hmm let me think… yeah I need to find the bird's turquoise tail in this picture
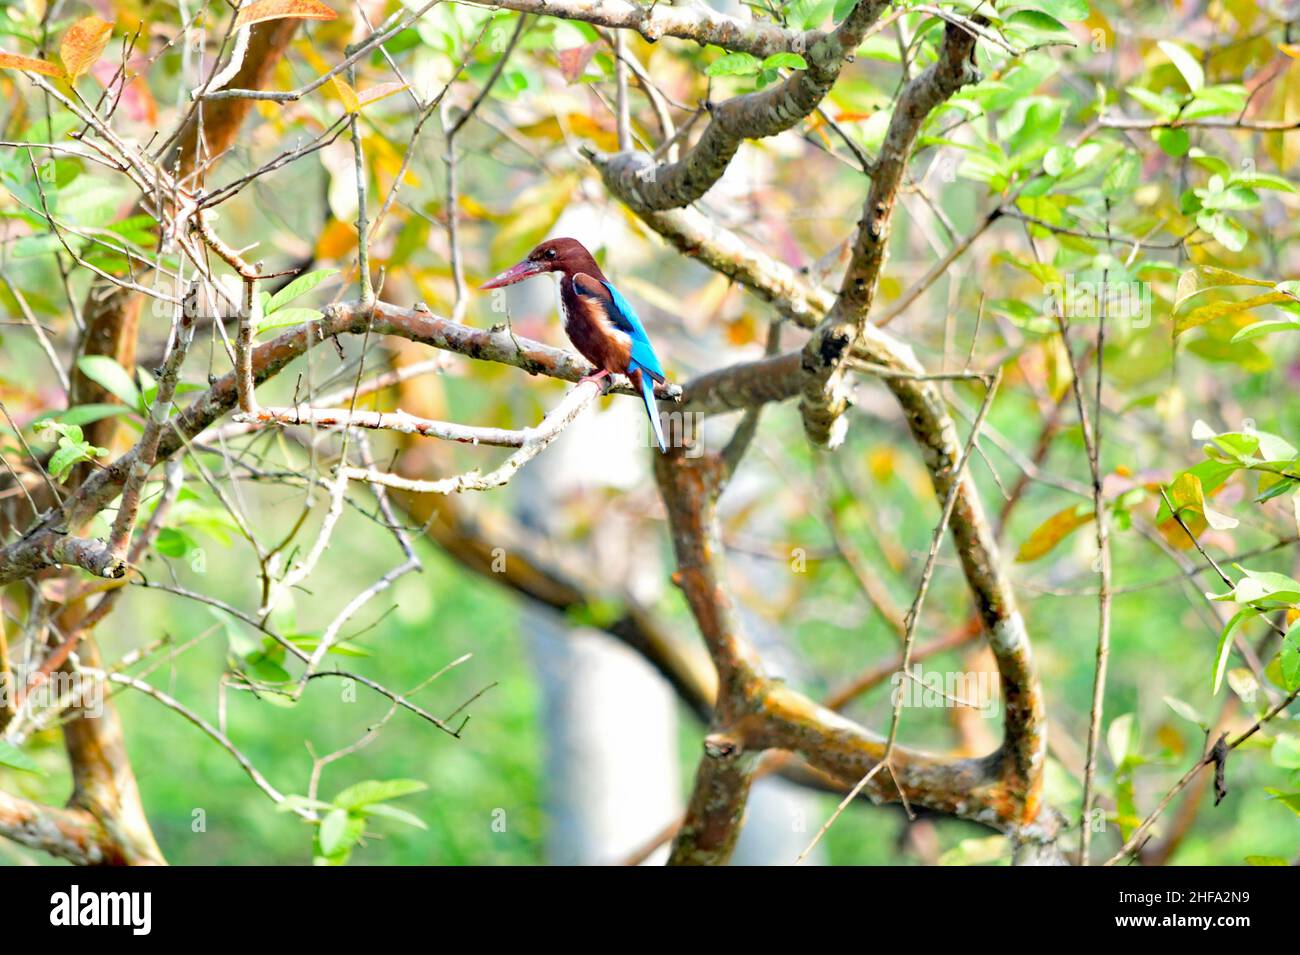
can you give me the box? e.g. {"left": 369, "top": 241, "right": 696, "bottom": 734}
{"left": 636, "top": 367, "right": 667, "bottom": 452}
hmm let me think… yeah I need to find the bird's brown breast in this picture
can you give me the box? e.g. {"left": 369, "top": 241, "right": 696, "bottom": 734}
{"left": 560, "top": 276, "right": 631, "bottom": 374}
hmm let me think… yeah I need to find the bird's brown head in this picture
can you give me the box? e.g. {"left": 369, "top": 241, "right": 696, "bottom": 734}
{"left": 480, "top": 237, "right": 601, "bottom": 289}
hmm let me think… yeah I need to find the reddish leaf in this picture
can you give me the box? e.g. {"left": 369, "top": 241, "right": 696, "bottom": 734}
{"left": 356, "top": 81, "right": 409, "bottom": 109}
{"left": 91, "top": 60, "right": 157, "bottom": 125}
{"left": 557, "top": 44, "right": 597, "bottom": 84}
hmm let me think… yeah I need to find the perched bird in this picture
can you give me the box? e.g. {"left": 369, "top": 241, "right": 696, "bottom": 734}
{"left": 481, "top": 237, "right": 669, "bottom": 452}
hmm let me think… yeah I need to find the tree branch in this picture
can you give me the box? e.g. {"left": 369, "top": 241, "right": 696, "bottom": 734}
{"left": 799, "top": 20, "right": 981, "bottom": 448}
{"left": 587, "top": 1, "right": 890, "bottom": 211}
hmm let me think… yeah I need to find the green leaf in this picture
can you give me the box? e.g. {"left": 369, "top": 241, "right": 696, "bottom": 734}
{"left": 1183, "top": 84, "right": 1247, "bottom": 119}
{"left": 1272, "top": 734, "right": 1300, "bottom": 769}
{"left": 76, "top": 355, "right": 142, "bottom": 412}
{"left": 33, "top": 421, "right": 83, "bottom": 445}
{"left": 265, "top": 268, "right": 338, "bottom": 313}
{"left": 832, "top": 0, "right": 859, "bottom": 23}
{"left": 1107, "top": 713, "right": 1135, "bottom": 768}
{"left": 363, "top": 802, "right": 428, "bottom": 830}
{"left": 1102, "top": 150, "right": 1140, "bottom": 196}
{"left": 1158, "top": 40, "right": 1204, "bottom": 92}
{"left": 1209, "top": 567, "right": 1300, "bottom": 608}
{"left": 1153, "top": 127, "right": 1189, "bottom": 157}
{"left": 248, "top": 657, "right": 292, "bottom": 685}
{"left": 705, "top": 51, "right": 762, "bottom": 77}
{"left": 286, "top": 633, "right": 371, "bottom": 658}
{"left": 1163, "top": 695, "right": 1207, "bottom": 730}
{"left": 1226, "top": 668, "right": 1258, "bottom": 704}
{"left": 333, "top": 778, "right": 427, "bottom": 810}
{"left": 1042, "top": 144, "right": 1073, "bottom": 176}
{"left": 33, "top": 404, "right": 131, "bottom": 428}
{"left": 1125, "top": 86, "right": 1180, "bottom": 119}
{"left": 1246, "top": 855, "right": 1289, "bottom": 865}
{"left": 1196, "top": 211, "right": 1248, "bottom": 252}
{"left": 1230, "top": 320, "right": 1300, "bottom": 343}
{"left": 1278, "top": 619, "right": 1300, "bottom": 692}
{"left": 317, "top": 807, "right": 362, "bottom": 858}
{"left": 275, "top": 794, "right": 336, "bottom": 814}
{"left": 257, "top": 307, "right": 324, "bottom": 335}
{"left": 154, "top": 527, "right": 194, "bottom": 557}
{"left": 1025, "top": 0, "right": 1089, "bottom": 21}
{"left": 785, "top": 0, "right": 835, "bottom": 30}
{"left": 1212, "top": 608, "right": 1255, "bottom": 694}
{"left": 761, "top": 52, "right": 808, "bottom": 71}
{"left": 1003, "top": 10, "right": 1076, "bottom": 47}
{"left": 1234, "top": 172, "right": 1295, "bottom": 192}
{"left": 1192, "top": 420, "right": 1297, "bottom": 466}
{"left": 47, "top": 439, "right": 101, "bottom": 480}
{"left": 1003, "top": 97, "right": 1064, "bottom": 157}
{"left": 0, "top": 740, "right": 43, "bottom": 775}
{"left": 1200, "top": 186, "right": 1260, "bottom": 212}
{"left": 1264, "top": 789, "right": 1300, "bottom": 816}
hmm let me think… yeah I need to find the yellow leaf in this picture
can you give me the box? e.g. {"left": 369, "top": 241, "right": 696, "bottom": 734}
{"left": 458, "top": 194, "right": 503, "bottom": 223}
{"left": 296, "top": 39, "right": 332, "bottom": 76}
{"left": 488, "top": 172, "right": 579, "bottom": 267}
{"left": 357, "top": 81, "right": 409, "bottom": 109}
{"left": 234, "top": 0, "right": 339, "bottom": 29}
{"left": 1174, "top": 265, "right": 1275, "bottom": 312}
{"left": 1158, "top": 472, "right": 1208, "bottom": 547}
{"left": 867, "top": 447, "right": 896, "bottom": 483}
{"left": 331, "top": 74, "right": 359, "bottom": 114}
{"left": 562, "top": 113, "right": 618, "bottom": 152}
{"left": 1174, "top": 292, "right": 1294, "bottom": 337}
{"left": 368, "top": 133, "right": 418, "bottom": 191}
{"left": 315, "top": 218, "right": 356, "bottom": 260}
{"left": 60, "top": 16, "right": 113, "bottom": 83}
{"left": 0, "top": 52, "right": 63, "bottom": 77}
{"left": 1155, "top": 723, "right": 1185, "bottom": 757}
{"left": 1281, "top": 44, "right": 1300, "bottom": 59}
{"left": 1016, "top": 504, "right": 1095, "bottom": 562}
{"left": 1044, "top": 336, "right": 1074, "bottom": 401}
{"left": 724, "top": 313, "right": 757, "bottom": 346}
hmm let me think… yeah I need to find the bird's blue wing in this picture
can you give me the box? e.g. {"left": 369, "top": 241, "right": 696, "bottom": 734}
{"left": 600, "top": 280, "right": 664, "bottom": 381}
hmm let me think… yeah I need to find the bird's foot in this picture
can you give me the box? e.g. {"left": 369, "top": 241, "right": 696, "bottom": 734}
{"left": 579, "top": 369, "right": 611, "bottom": 393}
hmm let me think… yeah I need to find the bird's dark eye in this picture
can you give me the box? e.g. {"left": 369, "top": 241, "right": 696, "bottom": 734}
{"left": 545, "top": 248, "right": 557, "bottom": 260}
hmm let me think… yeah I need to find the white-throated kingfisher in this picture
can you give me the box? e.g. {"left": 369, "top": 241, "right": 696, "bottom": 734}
{"left": 481, "top": 238, "right": 669, "bottom": 452}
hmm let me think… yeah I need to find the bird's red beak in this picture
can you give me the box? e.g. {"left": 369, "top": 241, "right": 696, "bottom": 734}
{"left": 480, "top": 260, "right": 543, "bottom": 290}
